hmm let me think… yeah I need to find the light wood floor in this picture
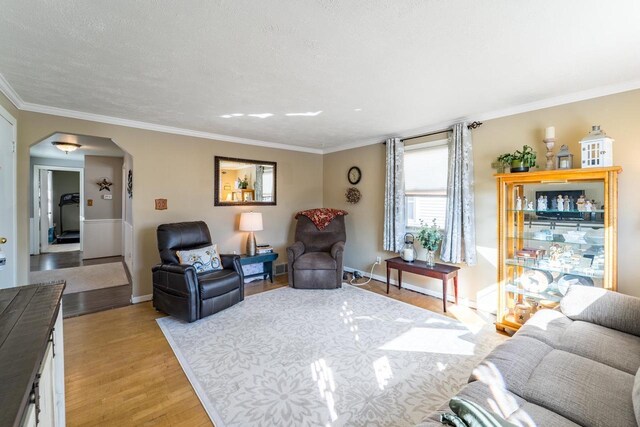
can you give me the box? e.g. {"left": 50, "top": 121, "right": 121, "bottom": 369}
{"left": 64, "top": 275, "right": 498, "bottom": 426}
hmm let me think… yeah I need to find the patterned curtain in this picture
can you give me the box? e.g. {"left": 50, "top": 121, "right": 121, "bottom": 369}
{"left": 255, "top": 166, "right": 264, "bottom": 201}
{"left": 383, "top": 138, "right": 405, "bottom": 252}
{"left": 440, "top": 123, "right": 477, "bottom": 265}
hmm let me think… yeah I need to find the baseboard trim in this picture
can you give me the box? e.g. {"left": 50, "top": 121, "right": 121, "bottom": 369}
{"left": 344, "top": 265, "right": 477, "bottom": 309}
{"left": 131, "top": 294, "right": 152, "bottom": 304}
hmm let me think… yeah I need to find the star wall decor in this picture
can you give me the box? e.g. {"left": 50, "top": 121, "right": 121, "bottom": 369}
{"left": 97, "top": 178, "right": 113, "bottom": 192}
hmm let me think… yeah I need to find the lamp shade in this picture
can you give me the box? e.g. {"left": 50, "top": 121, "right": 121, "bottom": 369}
{"left": 239, "top": 212, "right": 263, "bottom": 231}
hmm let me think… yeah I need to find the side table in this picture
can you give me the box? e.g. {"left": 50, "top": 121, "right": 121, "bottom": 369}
{"left": 239, "top": 252, "right": 279, "bottom": 283}
{"left": 385, "top": 256, "right": 460, "bottom": 312}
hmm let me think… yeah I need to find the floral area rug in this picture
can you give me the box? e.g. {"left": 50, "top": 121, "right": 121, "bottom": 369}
{"left": 156, "top": 285, "right": 505, "bottom": 427}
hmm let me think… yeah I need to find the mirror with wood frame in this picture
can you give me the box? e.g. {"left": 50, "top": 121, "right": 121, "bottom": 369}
{"left": 214, "top": 156, "right": 277, "bottom": 206}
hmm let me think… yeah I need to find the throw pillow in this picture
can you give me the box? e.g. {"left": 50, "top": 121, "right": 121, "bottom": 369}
{"left": 634, "top": 367, "right": 640, "bottom": 425}
{"left": 440, "top": 412, "right": 468, "bottom": 427}
{"left": 176, "top": 244, "right": 223, "bottom": 273}
{"left": 448, "top": 397, "right": 515, "bottom": 427}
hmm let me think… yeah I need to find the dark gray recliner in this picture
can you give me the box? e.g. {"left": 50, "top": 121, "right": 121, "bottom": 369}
{"left": 287, "top": 215, "right": 346, "bottom": 289}
{"left": 152, "top": 221, "right": 244, "bottom": 322}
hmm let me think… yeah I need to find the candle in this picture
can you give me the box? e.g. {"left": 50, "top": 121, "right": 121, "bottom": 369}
{"left": 403, "top": 248, "right": 414, "bottom": 262}
{"left": 545, "top": 126, "right": 555, "bottom": 140}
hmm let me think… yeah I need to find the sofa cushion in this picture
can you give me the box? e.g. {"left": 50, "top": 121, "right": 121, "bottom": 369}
{"left": 558, "top": 320, "right": 640, "bottom": 375}
{"left": 416, "top": 381, "right": 579, "bottom": 427}
{"left": 634, "top": 367, "right": 640, "bottom": 426}
{"left": 516, "top": 309, "right": 572, "bottom": 348}
{"left": 470, "top": 336, "right": 553, "bottom": 396}
{"left": 177, "top": 243, "right": 223, "bottom": 273}
{"left": 561, "top": 284, "right": 640, "bottom": 337}
{"left": 294, "top": 252, "right": 337, "bottom": 270}
{"left": 198, "top": 269, "right": 240, "bottom": 299}
{"left": 525, "top": 349, "right": 636, "bottom": 427}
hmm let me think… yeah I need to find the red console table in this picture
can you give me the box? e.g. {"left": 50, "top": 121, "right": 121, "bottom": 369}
{"left": 385, "top": 256, "right": 460, "bottom": 312}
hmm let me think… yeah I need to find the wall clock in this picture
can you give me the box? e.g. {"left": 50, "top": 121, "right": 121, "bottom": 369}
{"left": 348, "top": 166, "right": 361, "bottom": 185}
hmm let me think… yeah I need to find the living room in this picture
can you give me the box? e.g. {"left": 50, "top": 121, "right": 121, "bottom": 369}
{"left": 1, "top": 2, "right": 640, "bottom": 427}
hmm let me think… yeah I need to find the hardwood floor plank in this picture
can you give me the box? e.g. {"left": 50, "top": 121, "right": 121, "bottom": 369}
{"left": 64, "top": 274, "right": 499, "bottom": 426}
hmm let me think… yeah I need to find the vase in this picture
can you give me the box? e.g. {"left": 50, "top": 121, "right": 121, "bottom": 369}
{"left": 425, "top": 250, "right": 436, "bottom": 267}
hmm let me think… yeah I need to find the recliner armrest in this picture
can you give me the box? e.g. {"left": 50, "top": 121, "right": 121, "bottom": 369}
{"left": 152, "top": 263, "right": 199, "bottom": 298}
{"left": 220, "top": 254, "right": 240, "bottom": 271}
{"left": 152, "top": 263, "right": 196, "bottom": 275}
{"left": 330, "top": 241, "right": 345, "bottom": 260}
{"left": 287, "top": 241, "right": 305, "bottom": 262}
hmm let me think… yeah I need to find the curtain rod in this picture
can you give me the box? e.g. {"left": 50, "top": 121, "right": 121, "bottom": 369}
{"left": 383, "top": 121, "right": 483, "bottom": 144}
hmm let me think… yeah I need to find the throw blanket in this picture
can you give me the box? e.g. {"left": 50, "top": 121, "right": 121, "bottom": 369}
{"left": 296, "top": 208, "right": 348, "bottom": 230}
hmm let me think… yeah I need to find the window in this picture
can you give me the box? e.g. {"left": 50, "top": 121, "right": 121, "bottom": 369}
{"left": 404, "top": 140, "right": 448, "bottom": 229}
{"left": 262, "top": 166, "right": 274, "bottom": 201}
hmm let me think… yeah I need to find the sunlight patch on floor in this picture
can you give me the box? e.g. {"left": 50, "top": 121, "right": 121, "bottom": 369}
{"left": 380, "top": 327, "right": 475, "bottom": 355}
{"left": 447, "top": 305, "right": 490, "bottom": 335}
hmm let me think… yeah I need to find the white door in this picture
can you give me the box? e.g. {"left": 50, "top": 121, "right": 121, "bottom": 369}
{"left": 39, "top": 170, "right": 53, "bottom": 253}
{"left": 0, "top": 106, "right": 16, "bottom": 288}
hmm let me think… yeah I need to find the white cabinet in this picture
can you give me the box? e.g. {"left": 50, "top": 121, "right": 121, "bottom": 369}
{"left": 21, "top": 308, "right": 65, "bottom": 427}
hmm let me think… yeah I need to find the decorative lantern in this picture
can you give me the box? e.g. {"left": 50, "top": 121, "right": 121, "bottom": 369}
{"left": 556, "top": 145, "right": 573, "bottom": 169}
{"left": 400, "top": 233, "right": 417, "bottom": 262}
{"left": 580, "top": 125, "right": 614, "bottom": 168}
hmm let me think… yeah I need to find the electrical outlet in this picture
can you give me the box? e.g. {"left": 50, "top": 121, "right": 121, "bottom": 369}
{"left": 376, "top": 256, "right": 381, "bottom": 264}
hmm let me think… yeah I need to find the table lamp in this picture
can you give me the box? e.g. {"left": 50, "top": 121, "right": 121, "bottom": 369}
{"left": 239, "top": 212, "right": 263, "bottom": 256}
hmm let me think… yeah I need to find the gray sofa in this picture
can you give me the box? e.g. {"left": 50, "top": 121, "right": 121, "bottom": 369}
{"left": 420, "top": 285, "right": 640, "bottom": 427}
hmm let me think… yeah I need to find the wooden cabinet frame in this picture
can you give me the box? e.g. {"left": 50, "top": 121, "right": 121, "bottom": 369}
{"left": 495, "top": 167, "right": 621, "bottom": 332}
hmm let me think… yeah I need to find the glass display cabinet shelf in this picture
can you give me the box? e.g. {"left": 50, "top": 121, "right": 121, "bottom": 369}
{"left": 504, "top": 259, "right": 605, "bottom": 279}
{"left": 495, "top": 167, "right": 621, "bottom": 332}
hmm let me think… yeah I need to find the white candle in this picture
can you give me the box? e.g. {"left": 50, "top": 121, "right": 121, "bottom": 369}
{"left": 403, "top": 248, "right": 414, "bottom": 262}
{"left": 545, "top": 126, "right": 555, "bottom": 140}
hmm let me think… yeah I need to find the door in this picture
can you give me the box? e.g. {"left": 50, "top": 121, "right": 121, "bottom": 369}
{"left": 0, "top": 106, "right": 16, "bottom": 288}
{"left": 39, "top": 170, "right": 53, "bottom": 253}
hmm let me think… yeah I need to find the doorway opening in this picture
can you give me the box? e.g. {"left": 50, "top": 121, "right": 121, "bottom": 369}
{"left": 29, "top": 132, "right": 134, "bottom": 317}
{"left": 33, "top": 166, "right": 83, "bottom": 254}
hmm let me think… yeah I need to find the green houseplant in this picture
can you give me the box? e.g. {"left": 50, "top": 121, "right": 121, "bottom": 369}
{"left": 417, "top": 219, "right": 443, "bottom": 267}
{"left": 497, "top": 145, "right": 538, "bottom": 173}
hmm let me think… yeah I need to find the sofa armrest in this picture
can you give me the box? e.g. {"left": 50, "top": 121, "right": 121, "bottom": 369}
{"left": 151, "top": 263, "right": 199, "bottom": 298}
{"left": 330, "top": 241, "right": 345, "bottom": 260}
{"left": 560, "top": 285, "right": 640, "bottom": 336}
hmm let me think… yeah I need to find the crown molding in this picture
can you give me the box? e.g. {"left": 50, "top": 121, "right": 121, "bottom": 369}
{"left": 0, "top": 73, "right": 25, "bottom": 109}
{"left": 2, "top": 71, "right": 639, "bottom": 156}
{"left": 0, "top": 73, "right": 322, "bottom": 154}
{"left": 322, "top": 79, "right": 640, "bottom": 154}
{"left": 19, "top": 102, "right": 323, "bottom": 154}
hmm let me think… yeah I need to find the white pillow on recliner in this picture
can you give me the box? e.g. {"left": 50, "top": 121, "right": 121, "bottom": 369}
{"left": 176, "top": 244, "right": 223, "bottom": 273}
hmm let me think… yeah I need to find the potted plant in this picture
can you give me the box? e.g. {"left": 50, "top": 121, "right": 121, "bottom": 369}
{"left": 497, "top": 145, "right": 538, "bottom": 173}
{"left": 417, "top": 219, "right": 443, "bottom": 267}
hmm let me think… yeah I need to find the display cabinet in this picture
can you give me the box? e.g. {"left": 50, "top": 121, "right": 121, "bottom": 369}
{"left": 495, "top": 167, "right": 621, "bottom": 331}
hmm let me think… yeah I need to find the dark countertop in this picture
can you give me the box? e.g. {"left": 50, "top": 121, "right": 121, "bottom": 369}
{"left": 0, "top": 282, "right": 65, "bottom": 427}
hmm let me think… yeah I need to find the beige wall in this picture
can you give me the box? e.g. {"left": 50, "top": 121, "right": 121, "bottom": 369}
{"left": 4, "top": 87, "right": 639, "bottom": 303}
{"left": 324, "top": 89, "right": 640, "bottom": 308}
{"left": 10, "top": 105, "right": 323, "bottom": 298}
{"left": 84, "top": 155, "right": 123, "bottom": 220}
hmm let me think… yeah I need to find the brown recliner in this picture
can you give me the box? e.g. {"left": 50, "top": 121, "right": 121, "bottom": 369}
{"left": 287, "top": 215, "right": 346, "bottom": 289}
{"left": 152, "top": 221, "right": 244, "bottom": 322}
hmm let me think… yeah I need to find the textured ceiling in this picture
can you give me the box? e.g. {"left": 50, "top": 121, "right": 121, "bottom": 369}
{"left": 2, "top": 1, "right": 640, "bottom": 151}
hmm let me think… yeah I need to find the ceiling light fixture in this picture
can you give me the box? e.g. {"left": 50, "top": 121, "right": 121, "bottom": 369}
{"left": 52, "top": 141, "right": 82, "bottom": 154}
